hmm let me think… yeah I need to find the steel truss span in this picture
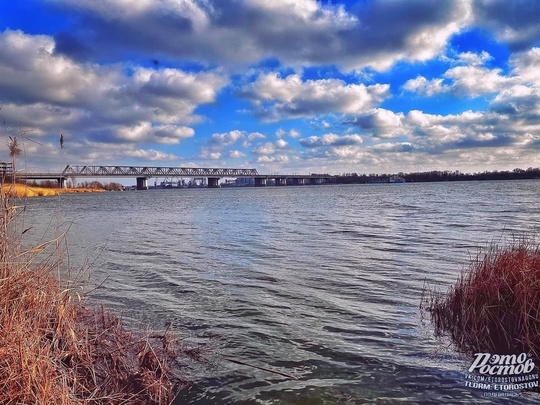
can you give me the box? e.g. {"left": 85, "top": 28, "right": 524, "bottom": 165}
{"left": 62, "top": 165, "right": 259, "bottom": 177}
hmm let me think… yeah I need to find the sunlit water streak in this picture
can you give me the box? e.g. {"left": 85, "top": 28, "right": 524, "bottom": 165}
{"left": 23, "top": 181, "right": 540, "bottom": 403}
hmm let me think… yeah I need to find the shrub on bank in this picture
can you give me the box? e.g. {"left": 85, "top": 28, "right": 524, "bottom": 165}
{"left": 0, "top": 184, "right": 198, "bottom": 403}
{"left": 422, "top": 237, "right": 540, "bottom": 365}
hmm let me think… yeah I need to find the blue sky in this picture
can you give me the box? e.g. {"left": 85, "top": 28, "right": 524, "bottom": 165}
{"left": 1, "top": 0, "right": 539, "bottom": 175}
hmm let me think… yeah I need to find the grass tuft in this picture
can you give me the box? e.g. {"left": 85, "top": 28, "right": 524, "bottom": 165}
{"left": 422, "top": 236, "right": 540, "bottom": 364}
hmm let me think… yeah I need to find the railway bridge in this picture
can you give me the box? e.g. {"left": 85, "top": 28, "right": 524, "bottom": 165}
{"left": 8, "top": 165, "right": 331, "bottom": 190}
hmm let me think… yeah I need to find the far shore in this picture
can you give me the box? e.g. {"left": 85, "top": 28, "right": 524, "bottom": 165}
{"left": 2, "top": 183, "right": 107, "bottom": 198}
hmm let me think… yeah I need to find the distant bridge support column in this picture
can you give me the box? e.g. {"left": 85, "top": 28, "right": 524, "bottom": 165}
{"left": 291, "top": 178, "right": 304, "bottom": 185}
{"left": 57, "top": 177, "right": 67, "bottom": 188}
{"left": 275, "top": 178, "right": 286, "bottom": 186}
{"left": 136, "top": 177, "right": 148, "bottom": 190}
{"left": 254, "top": 178, "right": 267, "bottom": 187}
{"left": 207, "top": 177, "right": 220, "bottom": 188}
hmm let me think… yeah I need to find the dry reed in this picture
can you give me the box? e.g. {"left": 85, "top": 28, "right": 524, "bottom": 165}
{"left": 422, "top": 237, "right": 540, "bottom": 365}
{"left": 0, "top": 177, "right": 198, "bottom": 403}
{"left": 2, "top": 183, "right": 106, "bottom": 197}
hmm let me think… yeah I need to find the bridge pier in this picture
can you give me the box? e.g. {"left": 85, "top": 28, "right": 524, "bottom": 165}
{"left": 254, "top": 178, "right": 267, "bottom": 187}
{"left": 290, "top": 178, "right": 304, "bottom": 185}
{"left": 136, "top": 177, "right": 148, "bottom": 190}
{"left": 57, "top": 178, "right": 67, "bottom": 188}
{"left": 275, "top": 178, "right": 286, "bottom": 186}
{"left": 207, "top": 177, "right": 220, "bottom": 188}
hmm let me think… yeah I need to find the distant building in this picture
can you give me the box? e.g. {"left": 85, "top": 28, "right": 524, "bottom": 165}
{"left": 221, "top": 177, "right": 255, "bottom": 187}
{"left": 0, "top": 162, "right": 13, "bottom": 182}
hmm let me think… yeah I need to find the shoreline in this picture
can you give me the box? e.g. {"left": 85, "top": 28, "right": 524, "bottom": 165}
{"left": 0, "top": 184, "right": 189, "bottom": 403}
{"left": 2, "top": 184, "right": 107, "bottom": 198}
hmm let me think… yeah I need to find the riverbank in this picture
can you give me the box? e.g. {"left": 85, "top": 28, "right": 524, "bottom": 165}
{"left": 0, "top": 188, "right": 192, "bottom": 403}
{"left": 0, "top": 261, "right": 182, "bottom": 403}
{"left": 2, "top": 183, "right": 106, "bottom": 197}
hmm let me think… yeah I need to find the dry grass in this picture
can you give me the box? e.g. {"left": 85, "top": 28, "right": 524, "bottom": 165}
{"left": 422, "top": 237, "right": 540, "bottom": 363}
{"left": 2, "top": 183, "right": 105, "bottom": 198}
{"left": 0, "top": 183, "right": 199, "bottom": 403}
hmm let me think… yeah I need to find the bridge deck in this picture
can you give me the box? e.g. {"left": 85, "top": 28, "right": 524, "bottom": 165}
{"left": 61, "top": 165, "right": 259, "bottom": 177}
{"left": 11, "top": 165, "right": 331, "bottom": 182}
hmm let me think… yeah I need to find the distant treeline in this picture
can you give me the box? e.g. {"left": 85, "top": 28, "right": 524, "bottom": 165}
{"left": 330, "top": 167, "right": 540, "bottom": 184}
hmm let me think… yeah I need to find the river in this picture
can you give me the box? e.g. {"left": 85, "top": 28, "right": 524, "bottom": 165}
{"left": 22, "top": 180, "right": 540, "bottom": 404}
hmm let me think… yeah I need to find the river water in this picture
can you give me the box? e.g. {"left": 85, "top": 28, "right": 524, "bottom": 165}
{"left": 23, "top": 180, "right": 540, "bottom": 404}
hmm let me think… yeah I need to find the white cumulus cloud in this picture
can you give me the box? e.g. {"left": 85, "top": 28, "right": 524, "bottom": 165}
{"left": 241, "top": 73, "right": 390, "bottom": 120}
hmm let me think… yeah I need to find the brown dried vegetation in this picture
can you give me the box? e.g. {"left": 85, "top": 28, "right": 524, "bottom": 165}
{"left": 422, "top": 237, "right": 540, "bottom": 363}
{"left": 0, "top": 179, "right": 195, "bottom": 403}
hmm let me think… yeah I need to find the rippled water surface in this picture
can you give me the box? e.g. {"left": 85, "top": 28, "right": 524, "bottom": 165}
{"left": 24, "top": 181, "right": 540, "bottom": 403}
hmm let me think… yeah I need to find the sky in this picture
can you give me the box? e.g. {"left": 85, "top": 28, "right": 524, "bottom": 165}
{"left": 0, "top": 0, "right": 539, "bottom": 176}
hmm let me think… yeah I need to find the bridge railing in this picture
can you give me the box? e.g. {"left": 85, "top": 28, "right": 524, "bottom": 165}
{"left": 62, "top": 165, "right": 259, "bottom": 177}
